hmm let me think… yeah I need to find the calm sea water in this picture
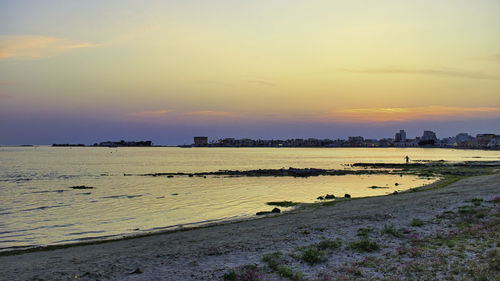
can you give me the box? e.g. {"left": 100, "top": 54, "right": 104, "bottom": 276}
{"left": 1, "top": 147, "right": 499, "bottom": 251}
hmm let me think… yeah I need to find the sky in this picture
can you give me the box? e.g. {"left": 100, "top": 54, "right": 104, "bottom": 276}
{"left": 1, "top": 0, "right": 499, "bottom": 145}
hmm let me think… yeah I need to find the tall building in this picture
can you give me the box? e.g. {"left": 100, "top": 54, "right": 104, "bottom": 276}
{"left": 193, "top": 136, "right": 208, "bottom": 146}
{"left": 422, "top": 131, "right": 437, "bottom": 141}
{"left": 395, "top": 130, "right": 407, "bottom": 142}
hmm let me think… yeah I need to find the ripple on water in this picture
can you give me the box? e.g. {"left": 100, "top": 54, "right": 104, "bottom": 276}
{"left": 21, "top": 205, "right": 67, "bottom": 212}
{"left": 101, "top": 194, "right": 143, "bottom": 199}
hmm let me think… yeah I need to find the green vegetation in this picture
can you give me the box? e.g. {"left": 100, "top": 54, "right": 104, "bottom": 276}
{"left": 357, "top": 227, "right": 371, "bottom": 237}
{"left": 276, "top": 266, "right": 306, "bottom": 281}
{"left": 223, "top": 265, "right": 263, "bottom": 281}
{"left": 262, "top": 252, "right": 282, "bottom": 270}
{"left": 266, "top": 201, "right": 298, "bottom": 207}
{"left": 299, "top": 246, "right": 327, "bottom": 264}
{"left": 471, "top": 198, "right": 484, "bottom": 206}
{"left": 262, "top": 252, "right": 306, "bottom": 280}
{"left": 458, "top": 205, "right": 477, "bottom": 215}
{"left": 382, "top": 224, "right": 401, "bottom": 237}
{"left": 316, "top": 239, "right": 342, "bottom": 250}
{"left": 410, "top": 218, "right": 425, "bottom": 227}
{"left": 348, "top": 238, "right": 380, "bottom": 252}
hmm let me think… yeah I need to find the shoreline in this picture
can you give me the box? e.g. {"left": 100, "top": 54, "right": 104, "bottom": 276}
{"left": 0, "top": 172, "right": 444, "bottom": 257}
{"left": 0, "top": 162, "right": 489, "bottom": 256}
{"left": 1, "top": 170, "right": 499, "bottom": 280}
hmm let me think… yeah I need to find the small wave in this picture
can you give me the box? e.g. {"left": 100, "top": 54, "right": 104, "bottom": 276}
{"left": 57, "top": 175, "right": 80, "bottom": 179}
{"left": 0, "top": 239, "right": 31, "bottom": 243}
{"left": 102, "top": 194, "right": 143, "bottom": 199}
{"left": 0, "top": 177, "right": 32, "bottom": 183}
{"left": 21, "top": 205, "right": 66, "bottom": 212}
{"left": 65, "top": 230, "right": 106, "bottom": 236}
{"left": 24, "top": 189, "right": 67, "bottom": 194}
{"left": 53, "top": 234, "right": 117, "bottom": 244}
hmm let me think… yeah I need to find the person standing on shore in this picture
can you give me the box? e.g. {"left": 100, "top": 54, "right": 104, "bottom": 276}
{"left": 405, "top": 155, "right": 410, "bottom": 163}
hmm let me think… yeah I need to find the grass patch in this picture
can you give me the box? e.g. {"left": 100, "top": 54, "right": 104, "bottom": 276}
{"left": 223, "top": 265, "right": 263, "bottom": 281}
{"left": 382, "top": 224, "right": 402, "bottom": 237}
{"left": 470, "top": 198, "right": 483, "bottom": 206}
{"left": 357, "top": 227, "right": 371, "bottom": 238}
{"left": 276, "top": 266, "right": 306, "bottom": 281}
{"left": 348, "top": 238, "right": 380, "bottom": 252}
{"left": 410, "top": 218, "right": 425, "bottom": 227}
{"left": 316, "top": 238, "right": 342, "bottom": 250}
{"left": 266, "top": 201, "right": 299, "bottom": 207}
{"left": 299, "top": 246, "right": 327, "bottom": 264}
{"left": 458, "top": 205, "right": 477, "bottom": 215}
{"left": 262, "top": 252, "right": 282, "bottom": 270}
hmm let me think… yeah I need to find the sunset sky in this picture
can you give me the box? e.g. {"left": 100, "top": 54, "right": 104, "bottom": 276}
{"left": 1, "top": 0, "right": 499, "bottom": 145}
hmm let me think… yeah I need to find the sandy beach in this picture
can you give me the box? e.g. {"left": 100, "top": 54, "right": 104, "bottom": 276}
{"left": 1, "top": 173, "right": 499, "bottom": 281}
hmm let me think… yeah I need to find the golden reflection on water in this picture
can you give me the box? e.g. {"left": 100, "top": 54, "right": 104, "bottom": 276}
{"left": 0, "top": 147, "right": 498, "bottom": 250}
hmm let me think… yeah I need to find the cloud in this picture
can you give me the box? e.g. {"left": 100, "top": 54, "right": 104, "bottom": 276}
{"left": 128, "top": 110, "right": 173, "bottom": 117}
{"left": 0, "top": 35, "right": 99, "bottom": 60}
{"left": 184, "top": 110, "right": 241, "bottom": 117}
{"left": 344, "top": 67, "right": 499, "bottom": 80}
{"left": 324, "top": 106, "right": 500, "bottom": 123}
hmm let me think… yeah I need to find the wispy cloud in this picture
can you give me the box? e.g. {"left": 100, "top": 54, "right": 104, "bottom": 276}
{"left": 128, "top": 110, "right": 173, "bottom": 118}
{"left": 324, "top": 106, "right": 500, "bottom": 123}
{"left": 185, "top": 110, "right": 240, "bottom": 117}
{"left": 0, "top": 35, "right": 99, "bottom": 60}
{"left": 127, "top": 106, "right": 500, "bottom": 125}
{"left": 344, "top": 67, "right": 499, "bottom": 80}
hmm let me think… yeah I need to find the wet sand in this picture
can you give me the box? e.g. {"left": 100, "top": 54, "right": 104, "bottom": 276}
{"left": 1, "top": 173, "right": 499, "bottom": 280}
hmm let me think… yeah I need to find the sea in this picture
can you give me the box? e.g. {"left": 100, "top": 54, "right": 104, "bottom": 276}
{"left": 1, "top": 146, "right": 499, "bottom": 252}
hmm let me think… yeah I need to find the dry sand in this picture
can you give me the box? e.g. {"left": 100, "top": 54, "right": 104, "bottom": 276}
{"left": 1, "top": 174, "right": 499, "bottom": 281}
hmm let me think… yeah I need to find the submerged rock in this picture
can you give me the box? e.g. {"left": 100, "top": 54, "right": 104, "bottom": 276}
{"left": 69, "top": 185, "right": 94, "bottom": 189}
{"left": 369, "top": 186, "right": 389, "bottom": 189}
{"left": 325, "top": 194, "right": 335, "bottom": 199}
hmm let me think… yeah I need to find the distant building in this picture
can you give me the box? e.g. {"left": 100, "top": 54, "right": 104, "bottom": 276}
{"left": 418, "top": 131, "right": 437, "bottom": 146}
{"left": 193, "top": 136, "right": 208, "bottom": 146}
{"left": 394, "top": 130, "right": 407, "bottom": 142}
{"left": 348, "top": 136, "right": 364, "bottom": 147}
{"left": 475, "top": 134, "right": 497, "bottom": 148}
{"left": 456, "top": 133, "right": 473, "bottom": 143}
{"left": 422, "top": 131, "right": 437, "bottom": 141}
{"left": 487, "top": 137, "right": 500, "bottom": 148}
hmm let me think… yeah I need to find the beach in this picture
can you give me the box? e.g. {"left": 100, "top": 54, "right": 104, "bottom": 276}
{"left": 1, "top": 172, "right": 499, "bottom": 280}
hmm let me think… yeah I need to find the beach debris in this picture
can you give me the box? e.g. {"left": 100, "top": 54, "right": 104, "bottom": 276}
{"left": 395, "top": 183, "right": 399, "bottom": 186}
{"left": 345, "top": 194, "right": 351, "bottom": 198}
{"left": 167, "top": 175, "right": 174, "bottom": 178}
{"left": 325, "top": 194, "right": 335, "bottom": 199}
{"left": 171, "top": 193, "right": 179, "bottom": 196}
{"left": 271, "top": 207, "right": 281, "bottom": 213}
{"left": 69, "top": 185, "right": 94, "bottom": 189}
{"left": 129, "top": 268, "right": 143, "bottom": 274}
